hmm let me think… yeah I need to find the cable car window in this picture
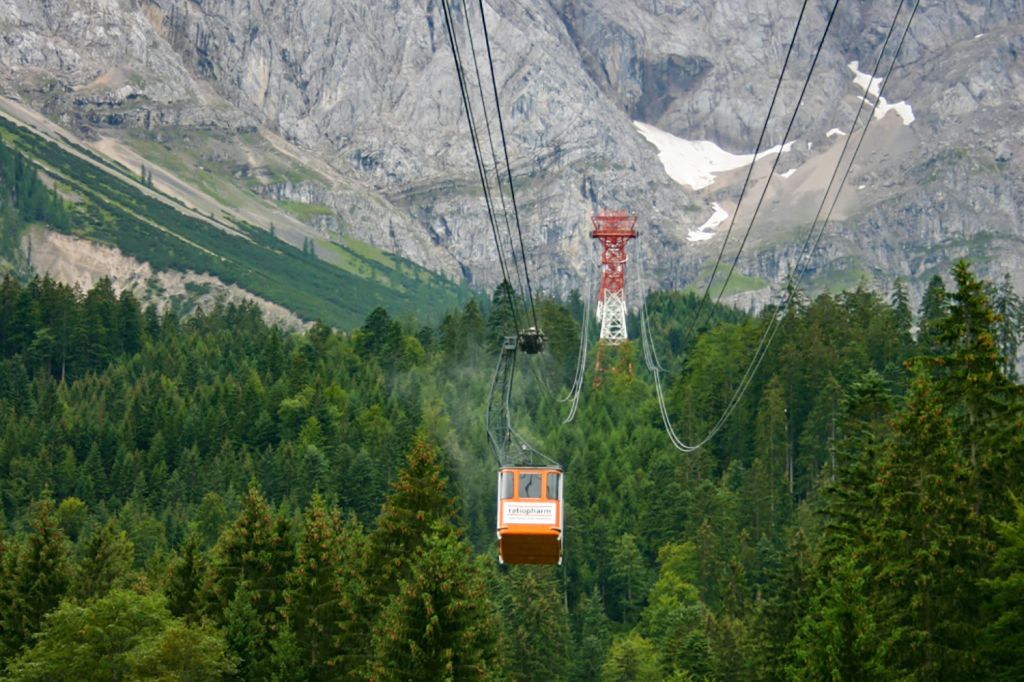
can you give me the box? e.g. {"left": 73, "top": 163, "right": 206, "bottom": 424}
{"left": 500, "top": 471, "right": 515, "bottom": 499}
{"left": 546, "top": 472, "right": 560, "bottom": 500}
{"left": 518, "top": 473, "right": 542, "bottom": 498}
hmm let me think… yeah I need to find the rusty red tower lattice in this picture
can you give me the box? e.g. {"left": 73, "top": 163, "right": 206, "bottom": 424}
{"left": 591, "top": 211, "right": 637, "bottom": 346}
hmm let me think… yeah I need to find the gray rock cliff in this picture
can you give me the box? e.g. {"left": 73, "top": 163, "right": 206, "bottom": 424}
{"left": 1, "top": 0, "right": 1022, "bottom": 307}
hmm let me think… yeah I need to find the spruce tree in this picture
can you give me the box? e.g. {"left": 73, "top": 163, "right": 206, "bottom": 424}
{"left": 2, "top": 496, "right": 71, "bottom": 656}
{"left": 166, "top": 530, "right": 207, "bottom": 621}
{"left": 209, "top": 483, "right": 293, "bottom": 676}
{"left": 980, "top": 493, "right": 1024, "bottom": 679}
{"left": 991, "top": 273, "right": 1023, "bottom": 379}
{"left": 223, "top": 583, "right": 266, "bottom": 681}
{"left": 815, "top": 369, "right": 892, "bottom": 566}
{"left": 283, "top": 493, "right": 366, "bottom": 681}
{"left": 486, "top": 280, "right": 519, "bottom": 350}
{"left": 865, "top": 367, "right": 985, "bottom": 678}
{"left": 571, "top": 589, "right": 612, "bottom": 682}
{"left": 500, "top": 566, "right": 571, "bottom": 681}
{"left": 600, "top": 632, "right": 662, "bottom": 681}
{"left": 933, "top": 260, "right": 1021, "bottom": 519}
{"left": 369, "top": 522, "right": 503, "bottom": 681}
{"left": 789, "top": 553, "right": 881, "bottom": 681}
{"left": 637, "top": 542, "right": 711, "bottom": 679}
{"left": 367, "top": 436, "right": 457, "bottom": 595}
{"left": 753, "top": 529, "right": 814, "bottom": 680}
{"left": 917, "top": 274, "right": 948, "bottom": 355}
{"left": 73, "top": 518, "right": 135, "bottom": 600}
{"left": 890, "top": 277, "right": 914, "bottom": 349}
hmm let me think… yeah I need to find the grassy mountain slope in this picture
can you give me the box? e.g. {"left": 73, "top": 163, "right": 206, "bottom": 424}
{"left": 0, "top": 115, "right": 466, "bottom": 328}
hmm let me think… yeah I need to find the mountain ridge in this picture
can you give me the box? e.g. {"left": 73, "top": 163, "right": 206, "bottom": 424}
{"left": 1, "top": 0, "right": 1021, "bottom": 309}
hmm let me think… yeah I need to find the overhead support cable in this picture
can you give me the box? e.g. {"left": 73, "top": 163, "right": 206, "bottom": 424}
{"left": 476, "top": 0, "right": 541, "bottom": 331}
{"left": 440, "top": 0, "right": 521, "bottom": 332}
{"left": 461, "top": 3, "right": 528, "bottom": 319}
{"left": 635, "top": 236, "right": 665, "bottom": 373}
{"left": 643, "top": 0, "right": 919, "bottom": 452}
{"left": 695, "top": 0, "right": 920, "bottom": 449}
{"left": 562, "top": 262, "right": 595, "bottom": 423}
{"left": 444, "top": 0, "right": 554, "bottom": 467}
{"left": 702, "top": 0, "right": 843, "bottom": 317}
{"left": 681, "top": 0, "right": 813, "bottom": 344}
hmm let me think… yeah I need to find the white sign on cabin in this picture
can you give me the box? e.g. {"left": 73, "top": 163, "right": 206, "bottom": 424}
{"left": 503, "top": 501, "right": 557, "bottom": 525}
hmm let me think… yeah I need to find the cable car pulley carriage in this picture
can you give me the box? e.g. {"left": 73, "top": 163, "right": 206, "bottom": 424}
{"left": 487, "top": 329, "right": 564, "bottom": 565}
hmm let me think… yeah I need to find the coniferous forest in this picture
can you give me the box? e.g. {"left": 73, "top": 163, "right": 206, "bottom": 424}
{"left": 0, "top": 255, "right": 1021, "bottom": 680}
{"left": 0, "top": 113, "right": 1022, "bottom": 682}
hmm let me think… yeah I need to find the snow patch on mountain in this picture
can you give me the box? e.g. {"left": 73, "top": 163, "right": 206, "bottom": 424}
{"left": 634, "top": 121, "right": 793, "bottom": 190}
{"left": 688, "top": 202, "right": 729, "bottom": 242}
{"left": 848, "top": 61, "right": 915, "bottom": 125}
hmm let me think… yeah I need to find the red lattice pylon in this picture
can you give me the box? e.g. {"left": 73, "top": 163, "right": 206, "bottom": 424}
{"left": 591, "top": 211, "right": 637, "bottom": 345}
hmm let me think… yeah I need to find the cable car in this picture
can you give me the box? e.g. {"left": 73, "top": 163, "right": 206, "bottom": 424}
{"left": 496, "top": 465, "right": 563, "bottom": 565}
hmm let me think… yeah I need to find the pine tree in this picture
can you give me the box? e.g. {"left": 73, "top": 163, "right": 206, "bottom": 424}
{"left": 2, "top": 496, "right": 71, "bottom": 656}
{"left": 367, "top": 436, "right": 458, "bottom": 595}
{"left": 369, "top": 522, "right": 503, "bottom": 681}
{"left": 283, "top": 493, "right": 366, "bottom": 681}
{"left": 73, "top": 518, "right": 135, "bottom": 600}
{"left": 917, "top": 274, "right": 948, "bottom": 355}
{"left": 980, "top": 493, "right": 1024, "bottom": 679}
{"left": 166, "top": 530, "right": 207, "bottom": 621}
{"left": 500, "top": 566, "right": 571, "bottom": 681}
{"left": 865, "top": 367, "right": 985, "bottom": 678}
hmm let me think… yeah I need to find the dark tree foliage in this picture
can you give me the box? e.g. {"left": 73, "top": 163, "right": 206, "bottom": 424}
{"left": 282, "top": 493, "right": 367, "bottom": 681}
{"left": 368, "top": 436, "right": 459, "bottom": 595}
{"left": 0, "top": 264, "right": 1019, "bottom": 678}
{"left": 918, "top": 273, "right": 949, "bottom": 355}
{"left": 1, "top": 497, "right": 71, "bottom": 658}
{"left": 0, "top": 138, "right": 70, "bottom": 255}
{"left": 498, "top": 566, "right": 571, "bottom": 682}
{"left": 369, "top": 522, "right": 503, "bottom": 681}
{"left": 486, "top": 280, "right": 520, "bottom": 351}
{"left": 73, "top": 517, "right": 134, "bottom": 600}
{"left": 166, "top": 529, "right": 207, "bottom": 622}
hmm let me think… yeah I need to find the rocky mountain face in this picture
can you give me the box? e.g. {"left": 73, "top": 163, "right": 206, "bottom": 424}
{"left": 1, "top": 0, "right": 1022, "bottom": 308}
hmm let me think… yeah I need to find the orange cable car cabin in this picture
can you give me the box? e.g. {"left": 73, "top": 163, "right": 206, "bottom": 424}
{"left": 496, "top": 466, "right": 563, "bottom": 565}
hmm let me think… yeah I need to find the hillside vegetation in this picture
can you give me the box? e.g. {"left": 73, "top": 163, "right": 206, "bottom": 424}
{"left": 0, "top": 256, "right": 1022, "bottom": 679}
{"left": 0, "top": 119, "right": 465, "bottom": 328}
